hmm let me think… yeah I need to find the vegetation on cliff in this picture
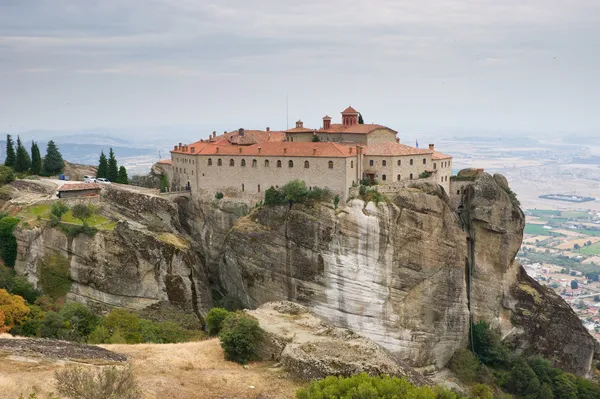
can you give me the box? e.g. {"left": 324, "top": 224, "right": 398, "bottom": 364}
{"left": 264, "top": 180, "right": 331, "bottom": 205}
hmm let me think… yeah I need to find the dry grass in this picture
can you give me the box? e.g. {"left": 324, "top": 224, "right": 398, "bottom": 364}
{"left": 156, "top": 232, "right": 189, "bottom": 250}
{"left": 0, "top": 338, "right": 305, "bottom": 399}
{"left": 555, "top": 236, "right": 600, "bottom": 250}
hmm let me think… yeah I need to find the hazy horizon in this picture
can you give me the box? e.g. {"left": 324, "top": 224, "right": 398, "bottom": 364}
{"left": 1, "top": 1, "right": 599, "bottom": 137}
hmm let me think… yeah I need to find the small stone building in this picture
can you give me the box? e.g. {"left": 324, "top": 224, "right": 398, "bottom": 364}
{"left": 58, "top": 183, "right": 102, "bottom": 199}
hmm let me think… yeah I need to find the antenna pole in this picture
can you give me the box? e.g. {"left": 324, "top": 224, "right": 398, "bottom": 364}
{"left": 286, "top": 93, "right": 289, "bottom": 130}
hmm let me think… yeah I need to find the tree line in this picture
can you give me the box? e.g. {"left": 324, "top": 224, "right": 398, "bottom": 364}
{"left": 96, "top": 148, "right": 128, "bottom": 184}
{"left": 3, "top": 134, "right": 64, "bottom": 176}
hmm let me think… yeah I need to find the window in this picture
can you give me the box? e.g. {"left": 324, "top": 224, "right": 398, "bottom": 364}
{"left": 265, "top": 160, "right": 270, "bottom": 167}
{"left": 304, "top": 160, "right": 310, "bottom": 168}
{"left": 242, "top": 183, "right": 245, "bottom": 192}
{"left": 423, "top": 158, "right": 426, "bottom": 164}
{"left": 252, "top": 159, "right": 257, "bottom": 167}
{"left": 441, "top": 177, "right": 444, "bottom": 182}
{"left": 351, "top": 160, "right": 354, "bottom": 168}
{"left": 397, "top": 160, "right": 401, "bottom": 166}
{"left": 277, "top": 160, "right": 282, "bottom": 168}
{"left": 328, "top": 161, "right": 334, "bottom": 169}
{"left": 229, "top": 159, "right": 235, "bottom": 166}
{"left": 288, "top": 160, "right": 294, "bottom": 168}
{"left": 445, "top": 176, "right": 448, "bottom": 182}
{"left": 410, "top": 173, "right": 413, "bottom": 180}
{"left": 410, "top": 159, "right": 414, "bottom": 166}
{"left": 457, "top": 190, "right": 460, "bottom": 195}
{"left": 382, "top": 174, "right": 387, "bottom": 181}
{"left": 397, "top": 174, "right": 401, "bottom": 181}
{"left": 258, "top": 184, "right": 261, "bottom": 192}
{"left": 192, "top": 170, "right": 194, "bottom": 175}
{"left": 208, "top": 158, "right": 213, "bottom": 166}
{"left": 433, "top": 162, "right": 436, "bottom": 169}
{"left": 241, "top": 159, "right": 246, "bottom": 167}
{"left": 217, "top": 158, "right": 222, "bottom": 166}
{"left": 382, "top": 160, "right": 387, "bottom": 166}
{"left": 369, "top": 160, "right": 374, "bottom": 166}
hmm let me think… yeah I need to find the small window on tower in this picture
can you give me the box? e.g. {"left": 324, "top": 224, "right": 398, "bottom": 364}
{"left": 217, "top": 158, "right": 222, "bottom": 166}
{"left": 277, "top": 160, "right": 282, "bottom": 168}
{"left": 289, "top": 160, "right": 294, "bottom": 168}
{"left": 265, "top": 160, "right": 270, "bottom": 167}
{"left": 397, "top": 160, "right": 401, "bottom": 166}
{"left": 252, "top": 159, "right": 257, "bottom": 167}
{"left": 208, "top": 158, "right": 212, "bottom": 166}
{"left": 229, "top": 159, "right": 235, "bottom": 166}
{"left": 369, "top": 160, "right": 374, "bottom": 167}
{"left": 382, "top": 160, "right": 387, "bottom": 166}
{"left": 328, "top": 161, "right": 334, "bottom": 169}
{"left": 304, "top": 160, "right": 310, "bottom": 168}
{"left": 241, "top": 159, "right": 246, "bottom": 167}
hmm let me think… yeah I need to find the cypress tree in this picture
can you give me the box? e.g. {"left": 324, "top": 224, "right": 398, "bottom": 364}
{"left": 14, "top": 136, "right": 32, "bottom": 173}
{"left": 42, "top": 140, "right": 64, "bottom": 175}
{"left": 107, "top": 148, "right": 118, "bottom": 182}
{"left": 4, "top": 134, "right": 15, "bottom": 168}
{"left": 97, "top": 151, "right": 108, "bottom": 179}
{"left": 358, "top": 113, "right": 364, "bottom": 124}
{"left": 30, "top": 141, "right": 42, "bottom": 175}
{"left": 116, "top": 166, "right": 128, "bottom": 184}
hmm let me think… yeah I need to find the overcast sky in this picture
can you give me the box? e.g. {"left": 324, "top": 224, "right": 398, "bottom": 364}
{"left": 1, "top": 0, "right": 599, "bottom": 138}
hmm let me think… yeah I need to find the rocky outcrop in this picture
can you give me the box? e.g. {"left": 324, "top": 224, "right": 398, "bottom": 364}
{"left": 249, "top": 301, "right": 431, "bottom": 385}
{"left": 14, "top": 222, "right": 212, "bottom": 319}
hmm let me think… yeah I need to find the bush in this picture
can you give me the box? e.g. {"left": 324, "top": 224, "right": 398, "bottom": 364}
{"left": 0, "top": 215, "right": 19, "bottom": 268}
{"left": 419, "top": 171, "right": 432, "bottom": 178}
{"left": 54, "top": 365, "right": 141, "bottom": 399}
{"left": 296, "top": 373, "right": 460, "bottom": 399}
{"left": 39, "top": 311, "right": 65, "bottom": 338}
{"left": 37, "top": 253, "right": 71, "bottom": 300}
{"left": 471, "top": 320, "right": 509, "bottom": 366}
{"left": 59, "top": 302, "right": 101, "bottom": 339}
{"left": 88, "top": 325, "right": 111, "bottom": 344}
{"left": 264, "top": 186, "right": 285, "bottom": 205}
{"left": 215, "top": 192, "right": 224, "bottom": 200}
{"left": 0, "top": 288, "right": 30, "bottom": 332}
{"left": 333, "top": 195, "right": 340, "bottom": 209}
{"left": 104, "top": 308, "right": 142, "bottom": 344}
{"left": 218, "top": 312, "right": 262, "bottom": 364}
{"left": 282, "top": 180, "right": 308, "bottom": 202}
{"left": 470, "top": 384, "right": 493, "bottom": 399}
{"left": 0, "top": 267, "right": 41, "bottom": 304}
{"left": 50, "top": 201, "right": 69, "bottom": 220}
{"left": 306, "top": 187, "right": 331, "bottom": 202}
{"left": 206, "top": 307, "right": 231, "bottom": 336}
{"left": 364, "top": 188, "right": 385, "bottom": 204}
{"left": 0, "top": 165, "right": 15, "bottom": 186}
{"left": 359, "top": 185, "right": 367, "bottom": 196}
{"left": 448, "top": 348, "right": 481, "bottom": 384}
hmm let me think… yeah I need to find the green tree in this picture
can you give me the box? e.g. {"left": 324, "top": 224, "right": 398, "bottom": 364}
{"left": 159, "top": 174, "right": 168, "bottom": 193}
{"left": 59, "top": 302, "right": 100, "bottom": 339}
{"left": 4, "top": 134, "right": 15, "bottom": 167}
{"left": 116, "top": 166, "right": 128, "bottom": 184}
{"left": 218, "top": 312, "right": 262, "bottom": 364}
{"left": 571, "top": 280, "right": 579, "bottom": 289}
{"left": 553, "top": 373, "right": 578, "bottom": 399}
{"left": 0, "top": 165, "right": 15, "bottom": 186}
{"left": 14, "top": 136, "right": 32, "bottom": 173}
{"left": 0, "top": 216, "right": 19, "bottom": 267}
{"left": 206, "top": 307, "right": 231, "bottom": 336}
{"left": 264, "top": 186, "right": 285, "bottom": 205}
{"left": 39, "top": 311, "right": 65, "bottom": 338}
{"left": 71, "top": 203, "right": 92, "bottom": 226}
{"left": 88, "top": 325, "right": 111, "bottom": 344}
{"left": 38, "top": 253, "right": 71, "bottom": 300}
{"left": 107, "top": 148, "right": 118, "bottom": 182}
{"left": 96, "top": 151, "right": 108, "bottom": 179}
{"left": 51, "top": 201, "right": 69, "bottom": 220}
{"left": 471, "top": 320, "right": 509, "bottom": 366}
{"left": 503, "top": 359, "right": 541, "bottom": 398}
{"left": 104, "top": 308, "right": 142, "bottom": 343}
{"left": 282, "top": 180, "right": 308, "bottom": 203}
{"left": 358, "top": 113, "right": 364, "bottom": 124}
{"left": 574, "top": 243, "right": 581, "bottom": 250}
{"left": 30, "top": 141, "right": 42, "bottom": 175}
{"left": 42, "top": 140, "right": 64, "bottom": 175}
{"left": 311, "top": 135, "right": 320, "bottom": 142}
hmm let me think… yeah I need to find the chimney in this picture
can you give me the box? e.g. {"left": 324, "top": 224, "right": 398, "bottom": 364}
{"left": 238, "top": 128, "right": 245, "bottom": 136}
{"left": 349, "top": 147, "right": 353, "bottom": 154}
{"left": 356, "top": 145, "right": 361, "bottom": 155}
{"left": 323, "top": 115, "right": 331, "bottom": 130}
{"left": 296, "top": 120, "right": 303, "bottom": 129}
{"left": 284, "top": 148, "right": 287, "bottom": 154}
{"left": 258, "top": 147, "right": 262, "bottom": 154}
{"left": 429, "top": 144, "right": 435, "bottom": 151}
{"left": 212, "top": 131, "right": 216, "bottom": 139}
{"left": 173, "top": 145, "right": 178, "bottom": 150}
{"left": 396, "top": 138, "right": 400, "bottom": 143}
{"left": 266, "top": 127, "right": 270, "bottom": 132}
{"left": 239, "top": 147, "right": 243, "bottom": 153}
{"left": 216, "top": 147, "right": 219, "bottom": 153}
{"left": 191, "top": 147, "right": 195, "bottom": 152}
{"left": 313, "top": 148, "right": 316, "bottom": 155}
{"left": 178, "top": 142, "right": 182, "bottom": 151}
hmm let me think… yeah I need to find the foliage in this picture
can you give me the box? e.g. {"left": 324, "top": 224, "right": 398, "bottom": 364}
{"left": 206, "top": 307, "right": 231, "bottom": 336}
{"left": 4, "top": 134, "right": 15, "bottom": 167}
{"left": 363, "top": 188, "right": 385, "bottom": 204}
{"left": 39, "top": 311, "right": 66, "bottom": 338}
{"left": 0, "top": 215, "right": 19, "bottom": 267}
{"left": 333, "top": 195, "right": 340, "bottom": 209}
{"left": 360, "top": 178, "right": 377, "bottom": 186}
{"left": 296, "top": 373, "right": 459, "bottom": 399}
{"left": 0, "top": 164, "right": 15, "bottom": 186}
{"left": 97, "top": 151, "right": 108, "bottom": 179}
{"left": 502, "top": 185, "right": 520, "bottom": 207}
{"left": 37, "top": 253, "right": 71, "bottom": 300}
{"left": 50, "top": 201, "right": 69, "bottom": 221}
{"left": 107, "top": 148, "right": 118, "bottom": 182}
{"left": 87, "top": 325, "right": 111, "bottom": 344}
{"left": 14, "top": 136, "right": 32, "bottom": 173}
{"left": 471, "top": 320, "right": 510, "bottom": 367}
{"left": 448, "top": 348, "right": 482, "bottom": 384}
{"left": 42, "top": 140, "right": 64, "bottom": 175}
{"left": 264, "top": 186, "right": 286, "bottom": 205}
{"left": 419, "top": 171, "right": 432, "bottom": 178}
{"left": 104, "top": 308, "right": 143, "bottom": 343}
{"left": 0, "top": 267, "right": 41, "bottom": 304}
{"left": 59, "top": 302, "right": 101, "bottom": 339}
{"left": 470, "top": 384, "right": 493, "bottom": 399}
{"left": 359, "top": 185, "right": 367, "bottom": 196}
{"left": 54, "top": 365, "right": 141, "bottom": 399}
{"left": 159, "top": 174, "right": 169, "bottom": 192}
{"left": 30, "top": 141, "right": 42, "bottom": 175}
{"left": 571, "top": 280, "right": 579, "bottom": 289}
{"left": 71, "top": 203, "right": 93, "bottom": 225}
{"left": 283, "top": 179, "right": 309, "bottom": 202}
{"left": 215, "top": 192, "right": 224, "bottom": 200}
{"left": 116, "top": 165, "right": 129, "bottom": 184}
{"left": 0, "top": 288, "right": 30, "bottom": 332}
{"left": 264, "top": 181, "right": 331, "bottom": 206}
{"left": 10, "top": 304, "right": 44, "bottom": 336}
{"left": 312, "top": 135, "right": 321, "bottom": 142}
{"left": 218, "top": 311, "right": 262, "bottom": 364}
{"left": 358, "top": 113, "right": 364, "bottom": 124}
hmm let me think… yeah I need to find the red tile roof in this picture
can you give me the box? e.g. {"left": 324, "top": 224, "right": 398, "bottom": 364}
{"left": 59, "top": 183, "right": 102, "bottom": 192}
{"left": 172, "top": 130, "right": 285, "bottom": 154}
{"left": 323, "top": 115, "right": 332, "bottom": 120}
{"left": 432, "top": 151, "right": 452, "bottom": 160}
{"left": 342, "top": 106, "right": 359, "bottom": 114}
{"left": 362, "top": 142, "right": 433, "bottom": 156}
{"left": 157, "top": 159, "right": 172, "bottom": 165}
{"left": 317, "top": 123, "right": 397, "bottom": 135}
{"left": 284, "top": 127, "right": 315, "bottom": 133}
{"left": 193, "top": 142, "right": 356, "bottom": 158}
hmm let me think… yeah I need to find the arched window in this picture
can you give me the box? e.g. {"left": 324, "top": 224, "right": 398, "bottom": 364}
{"left": 397, "top": 160, "right": 401, "bottom": 166}
{"left": 410, "top": 159, "right": 414, "bottom": 166}
{"left": 241, "top": 159, "right": 246, "bottom": 167}
{"left": 229, "top": 159, "right": 234, "bottom": 166}
{"left": 369, "top": 160, "right": 374, "bottom": 166}
{"left": 252, "top": 159, "right": 257, "bottom": 167}
{"left": 265, "top": 160, "right": 270, "bottom": 167}
{"left": 351, "top": 160, "right": 354, "bottom": 168}
{"left": 423, "top": 158, "right": 426, "bottom": 164}
{"left": 277, "top": 160, "right": 282, "bottom": 168}
{"left": 208, "top": 158, "right": 213, "bottom": 166}
{"left": 328, "top": 161, "right": 334, "bottom": 169}
{"left": 304, "top": 160, "right": 310, "bottom": 168}
{"left": 410, "top": 173, "right": 413, "bottom": 180}
{"left": 217, "top": 158, "right": 222, "bottom": 166}
{"left": 397, "top": 174, "right": 401, "bottom": 181}
{"left": 382, "top": 174, "right": 387, "bottom": 181}
{"left": 382, "top": 160, "right": 387, "bottom": 166}
{"left": 288, "top": 160, "right": 294, "bottom": 168}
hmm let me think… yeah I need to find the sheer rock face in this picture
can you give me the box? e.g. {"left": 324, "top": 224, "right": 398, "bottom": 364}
{"left": 14, "top": 222, "right": 212, "bottom": 319}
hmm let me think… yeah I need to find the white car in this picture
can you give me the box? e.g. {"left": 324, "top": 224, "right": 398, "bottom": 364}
{"left": 97, "top": 178, "right": 111, "bottom": 184}
{"left": 83, "top": 176, "right": 97, "bottom": 183}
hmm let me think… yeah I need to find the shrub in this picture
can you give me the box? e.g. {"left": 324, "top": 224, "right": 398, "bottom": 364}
{"left": 306, "top": 187, "right": 331, "bottom": 202}
{"left": 215, "top": 192, "right": 224, "bottom": 200}
{"left": 219, "top": 312, "right": 262, "bottom": 364}
{"left": 471, "top": 320, "right": 509, "bottom": 366}
{"left": 59, "top": 302, "right": 101, "bottom": 339}
{"left": 333, "top": 195, "right": 340, "bottom": 209}
{"left": 419, "top": 171, "right": 432, "bottom": 178}
{"left": 470, "top": 384, "right": 493, "bottom": 399}
{"left": 359, "top": 185, "right": 367, "bottom": 196}
{"left": 40, "top": 311, "right": 65, "bottom": 338}
{"left": 71, "top": 203, "right": 93, "bottom": 226}
{"left": 264, "top": 186, "right": 285, "bottom": 205}
{"left": 448, "top": 348, "right": 481, "bottom": 384}
{"left": 50, "top": 201, "right": 69, "bottom": 220}
{"left": 11, "top": 304, "right": 44, "bottom": 336}
{"left": 54, "top": 365, "right": 141, "bottom": 399}
{"left": 0, "top": 165, "right": 15, "bottom": 186}
{"left": 282, "top": 180, "right": 308, "bottom": 203}
{"left": 88, "top": 325, "right": 111, "bottom": 344}
{"left": 0, "top": 288, "right": 30, "bottom": 332}
{"left": 0, "top": 215, "right": 19, "bottom": 267}
{"left": 0, "top": 267, "right": 40, "bottom": 304}
{"left": 296, "top": 373, "right": 459, "bottom": 399}
{"left": 104, "top": 308, "right": 142, "bottom": 344}
{"left": 364, "top": 188, "right": 385, "bottom": 204}
{"left": 37, "top": 253, "right": 71, "bottom": 300}
{"left": 206, "top": 307, "right": 231, "bottom": 336}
